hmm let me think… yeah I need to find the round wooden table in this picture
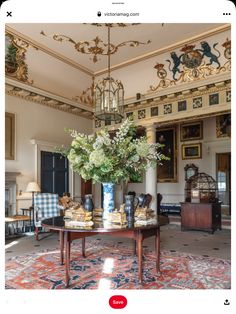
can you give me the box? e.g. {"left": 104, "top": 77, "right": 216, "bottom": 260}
{"left": 42, "top": 216, "right": 160, "bottom": 287}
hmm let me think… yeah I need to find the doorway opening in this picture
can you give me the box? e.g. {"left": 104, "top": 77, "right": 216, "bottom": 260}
{"left": 216, "top": 153, "right": 231, "bottom": 216}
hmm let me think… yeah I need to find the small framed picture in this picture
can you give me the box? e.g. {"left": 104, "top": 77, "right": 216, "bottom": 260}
{"left": 180, "top": 121, "right": 203, "bottom": 141}
{"left": 182, "top": 143, "right": 202, "bottom": 160}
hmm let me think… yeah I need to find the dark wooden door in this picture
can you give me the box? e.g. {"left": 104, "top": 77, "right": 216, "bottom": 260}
{"left": 41, "top": 151, "right": 69, "bottom": 197}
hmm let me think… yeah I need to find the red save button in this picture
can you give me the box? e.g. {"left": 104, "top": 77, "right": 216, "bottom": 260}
{"left": 109, "top": 295, "right": 127, "bottom": 309}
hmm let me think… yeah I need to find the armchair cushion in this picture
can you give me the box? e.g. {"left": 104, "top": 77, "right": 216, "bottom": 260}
{"left": 34, "top": 193, "right": 60, "bottom": 227}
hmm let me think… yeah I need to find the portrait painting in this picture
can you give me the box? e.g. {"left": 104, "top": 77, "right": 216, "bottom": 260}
{"left": 156, "top": 127, "right": 177, "bottom": 182}
{"left": 216, "top": 114, "right": 231, "bottom": 138}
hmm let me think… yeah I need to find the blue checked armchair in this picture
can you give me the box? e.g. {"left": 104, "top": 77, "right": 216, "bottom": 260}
{"left": 34, "top": 193, "right": 61, "bottom": 240}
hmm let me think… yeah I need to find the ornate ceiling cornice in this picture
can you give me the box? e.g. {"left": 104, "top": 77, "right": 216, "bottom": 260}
{"left": 124, "top": 79, "right": 231, "bottom": 111}
{"left": 5, "top": 78, "right": 94, "bottom": 120}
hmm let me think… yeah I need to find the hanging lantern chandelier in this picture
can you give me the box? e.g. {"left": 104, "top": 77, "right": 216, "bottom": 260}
{"left": 94, "top": 26, "right": 124, "bottom": 122}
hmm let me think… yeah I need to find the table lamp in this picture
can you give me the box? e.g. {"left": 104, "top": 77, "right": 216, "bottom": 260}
{"left": 26, "top": 181, "right": 41, "bottom": 208}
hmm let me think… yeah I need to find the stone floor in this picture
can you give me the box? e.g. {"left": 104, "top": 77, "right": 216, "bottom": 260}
{"left": 5, "top": 224, "right": 231, "bottom": 260}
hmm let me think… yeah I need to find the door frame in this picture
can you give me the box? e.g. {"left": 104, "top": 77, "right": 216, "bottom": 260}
{"left": 30, "top": 139, "right": 74, "bottom": 196}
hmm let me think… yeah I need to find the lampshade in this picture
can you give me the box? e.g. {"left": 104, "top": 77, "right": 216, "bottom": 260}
{"left": 26, "top": 181, "right": 41, "bottom": 193}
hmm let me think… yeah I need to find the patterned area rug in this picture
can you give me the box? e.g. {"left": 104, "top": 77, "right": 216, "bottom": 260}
{"left": 5, "top": 239, "right": 231, "bottom": 289}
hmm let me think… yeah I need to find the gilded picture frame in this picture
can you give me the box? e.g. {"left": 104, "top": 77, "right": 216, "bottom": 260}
{"left": 180, "top": 121, "right": 203, "bottom": 141}
{"left": 182, "top": 143, "right": 202, "bottom": 160}
{"left": 156, "top": 127, "right": 177, "bottom": 182}
{"left": 216, "top": 114, "right": 231, "bottom": 138}
{"left": 5, "top": 112, "right": 15, "bottom": 160}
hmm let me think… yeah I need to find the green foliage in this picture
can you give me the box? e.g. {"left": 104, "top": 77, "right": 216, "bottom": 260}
{"left": 59, "top": 119, "right": 168, "bottom": 184}
{"left": 5, "top": 43, "right": 18, "bottom": 69}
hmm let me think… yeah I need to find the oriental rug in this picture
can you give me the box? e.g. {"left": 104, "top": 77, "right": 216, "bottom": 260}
{"left": 5, "top": 239, "right": 231, "bottom": 289}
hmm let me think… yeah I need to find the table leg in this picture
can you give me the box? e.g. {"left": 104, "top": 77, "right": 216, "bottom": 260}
{"left": 60, "top": 230, "right": 64, "bottom": 265}
{"left": 65, "top": 231, "right": 70, "bottom": 288}
{"left": 82, "top": 238, "right": 86, "bottom": 257}
{"left": 155, "top": 226, "right": 160, "bottom": 273}
{"left": 69, "top": 240, "right": 71, "bottom": 262}
{"left": 133, "top": 239, "right": 136, "bottom": 256}
{"left": 137, "top": 231, "right": 143, "bottom": 284}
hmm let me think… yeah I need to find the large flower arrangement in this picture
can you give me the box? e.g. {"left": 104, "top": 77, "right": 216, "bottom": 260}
{"left": 61, "top": 119, "right": 167, "bottom": 184}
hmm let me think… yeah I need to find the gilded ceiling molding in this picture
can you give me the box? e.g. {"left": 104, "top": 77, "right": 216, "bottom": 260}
{"left": 72, "top": 77, "right": 95, "bottom": 106}
{"left": 95, "top": 79, "right": 230, "bottom": 129}
{"left": 123, "top": 80, "right": 231, "bottom": 112}
{"left": 5, "top": 83, "right": 94, "bottom": 120}
{"left": 5, "top": 32, "right": 37, "bottom": 83}
{"left": 40, "top": 30, "right": 151, "bottom": 63}
{"left": 6, "top": 24, "right": 230, "bottom": 78}
{"left": 5, "top": 26, "right": 93, "bottom": 77}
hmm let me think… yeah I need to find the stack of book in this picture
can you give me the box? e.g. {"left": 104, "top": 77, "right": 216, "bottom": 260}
{"left": 134, "top": 206, "right": 156, "bottom": 225}
{"left": 93, "top": 208, "right": 103, "bottom": 222}
{"left": 64, "top": 207, "right": 93, "bottom": 227}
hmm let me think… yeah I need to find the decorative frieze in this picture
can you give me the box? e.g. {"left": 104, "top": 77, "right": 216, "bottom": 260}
{"left": 150, "top": 38, "right": 231, "bottom": 92}
{"left": 209, "top": 93, "right": 219, "bottom": 106}
{"left": 95, "top": 80, "right": 231, "bottom": 129}
{"left": 6, "top": 84, "right": 93, "bottom": 119}
{"left": 193, "top": 97, "right": 202, "bottom": 109}
{"left": 178, "top": 100, "right": 187, "bottom": 112}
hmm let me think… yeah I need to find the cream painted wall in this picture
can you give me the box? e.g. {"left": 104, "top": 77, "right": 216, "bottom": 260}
{"left": 128, "top": 117, "right": 231, "bottom": 204}
{"left": 5, "top": 94, "right": 92, "bottom": 212}
{"left": 6, "top": 93, "right": 230, "bottom": 211}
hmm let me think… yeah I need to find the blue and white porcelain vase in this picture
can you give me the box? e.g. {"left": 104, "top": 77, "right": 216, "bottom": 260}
{"left": 102, "top": 182, "right": 115, "bottom": 220}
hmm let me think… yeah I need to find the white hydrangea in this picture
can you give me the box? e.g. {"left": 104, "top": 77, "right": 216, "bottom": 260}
{"left": 89, "top": 149, "right": 105, "bottom": 167}
{"left": 130, "top": 154, "right": 140, "bottom": 162}
{"left": 136, "top": 142, "right": 149, "bottom": 157}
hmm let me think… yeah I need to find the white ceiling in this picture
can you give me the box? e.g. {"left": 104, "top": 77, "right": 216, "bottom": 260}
{"left": 8, "top": 23, "right": 224, "bottom": 74}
